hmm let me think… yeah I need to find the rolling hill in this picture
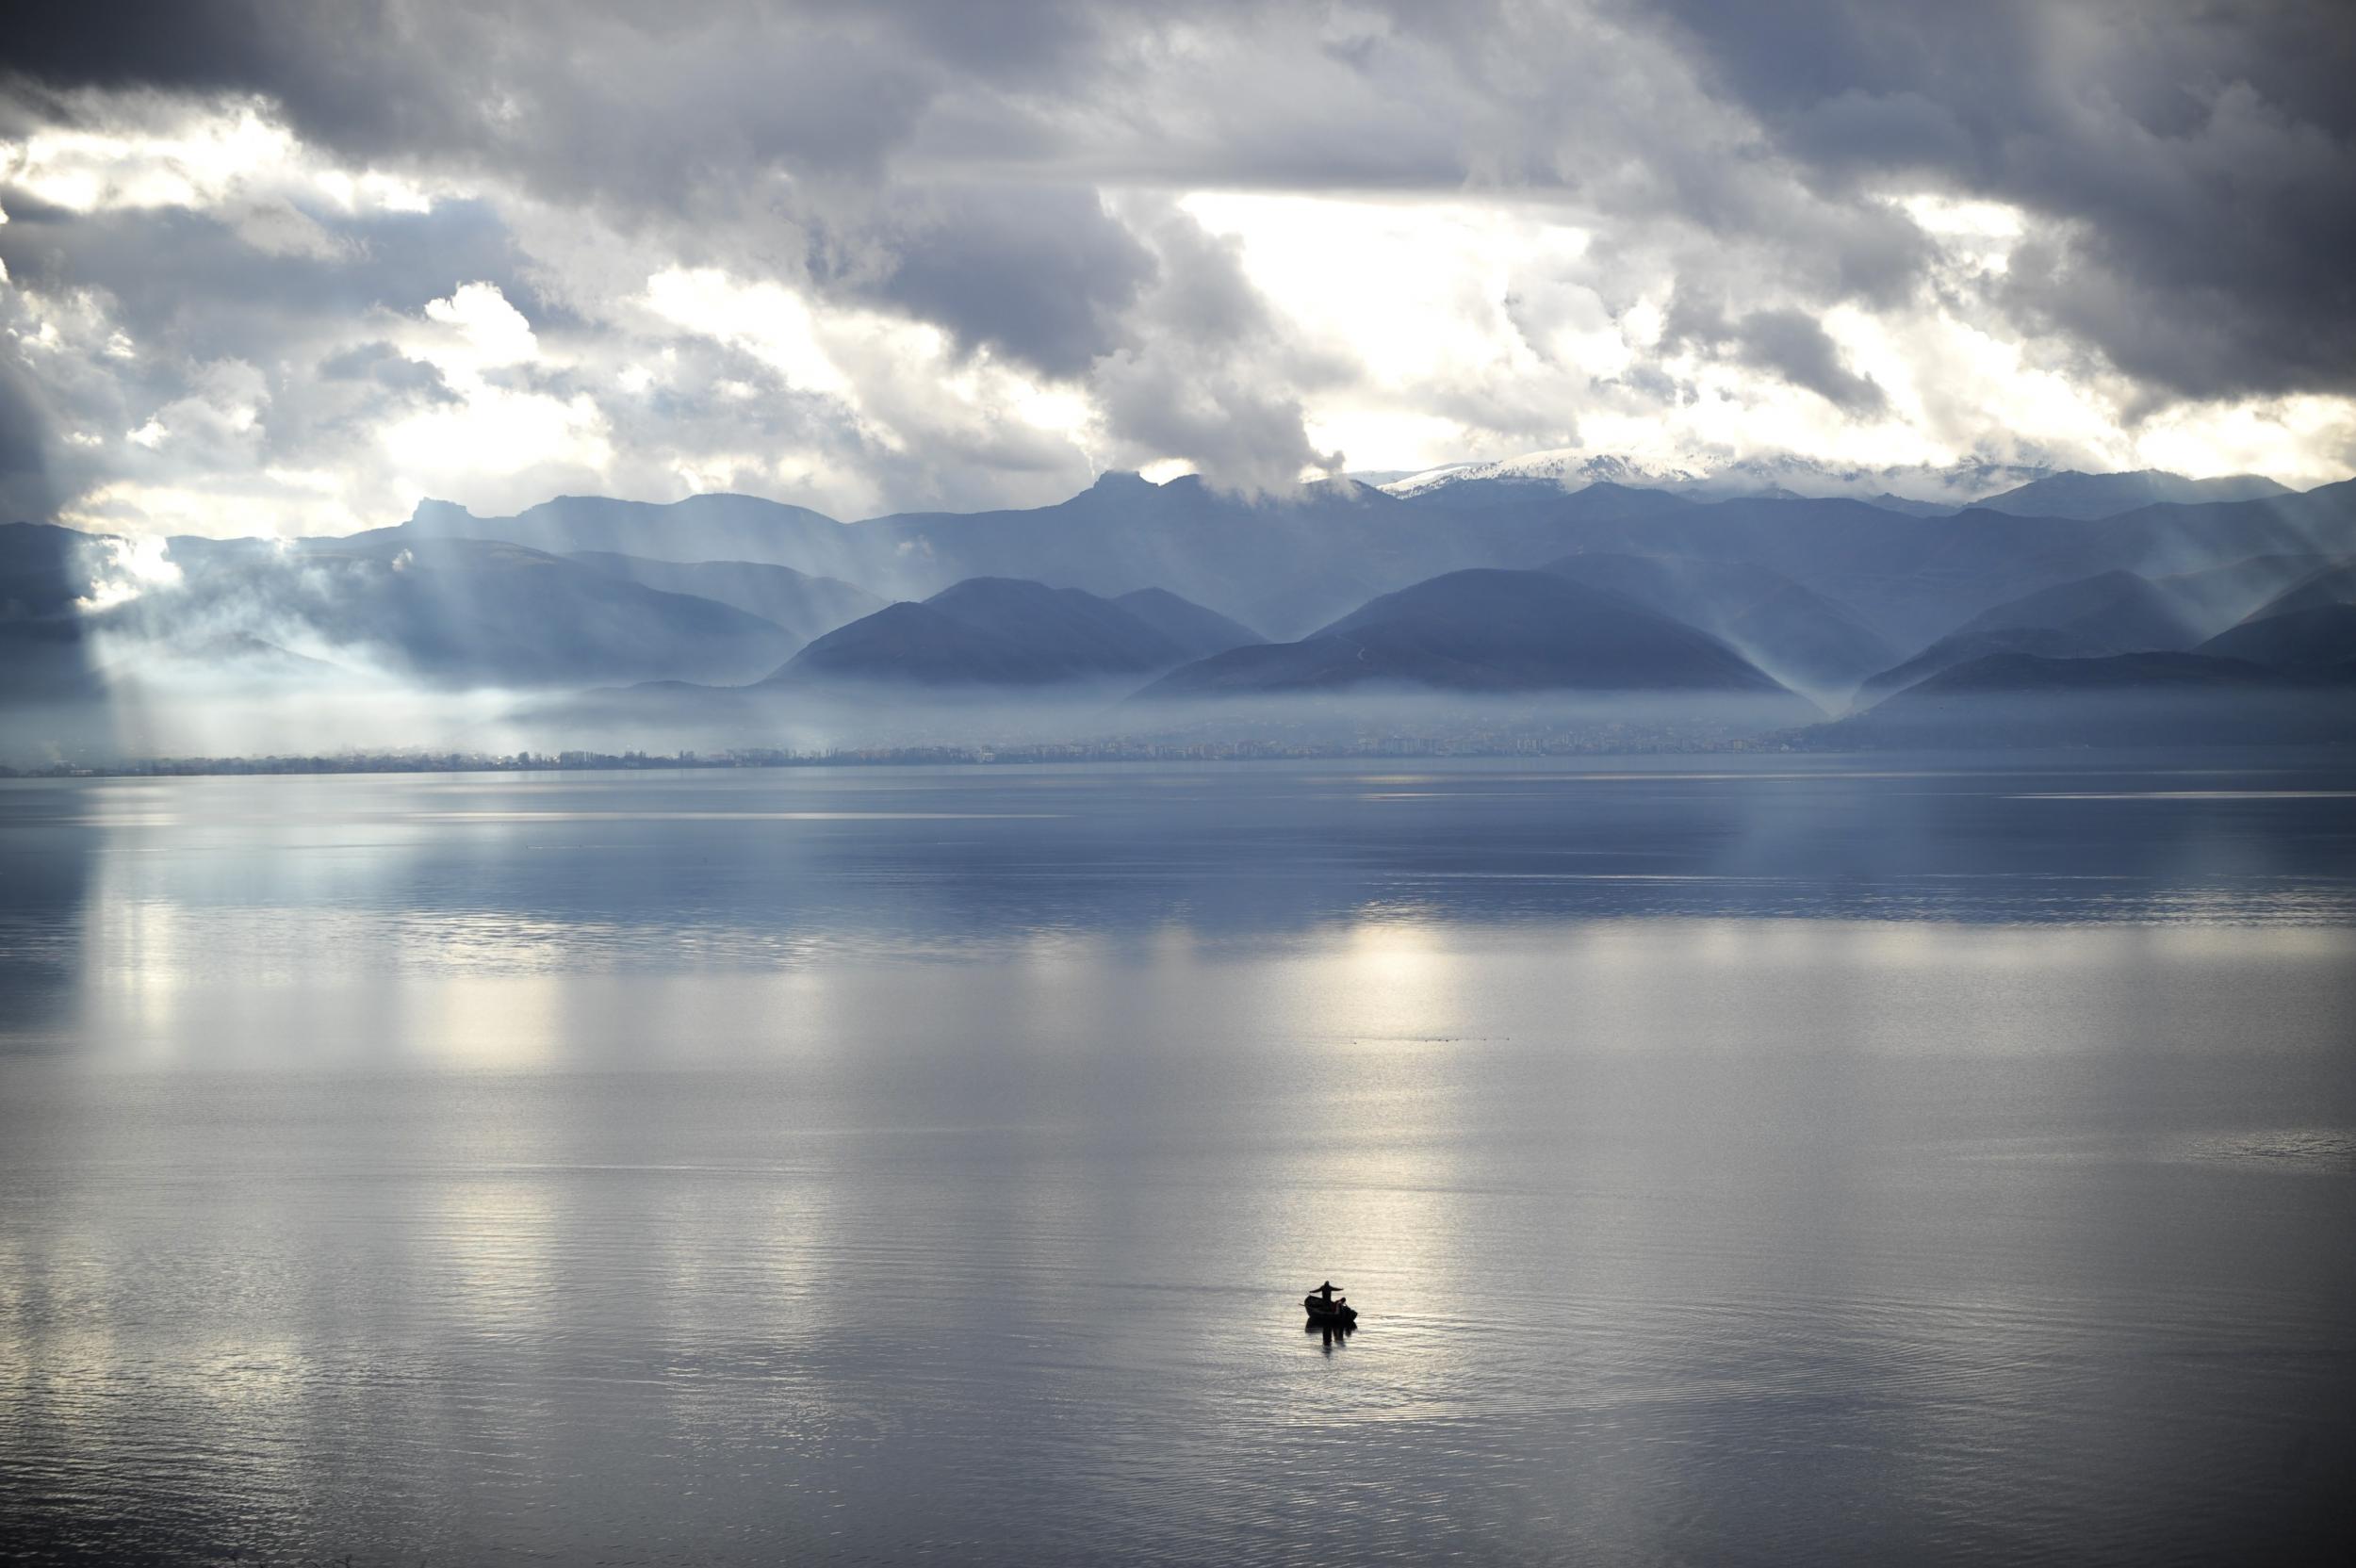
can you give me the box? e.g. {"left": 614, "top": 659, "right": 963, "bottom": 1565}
{"left": 1137, "top": 568, "right": 1801, "bottom": 704}
{"left": 763, "top": 577, "right": 1248, "bottom": 688}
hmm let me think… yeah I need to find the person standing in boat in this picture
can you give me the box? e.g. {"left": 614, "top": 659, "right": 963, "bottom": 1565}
{"left": 1315, "top": 1281, "right": 1339, "bottom": 1304}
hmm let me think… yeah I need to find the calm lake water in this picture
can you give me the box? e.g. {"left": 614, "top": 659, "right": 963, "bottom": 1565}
{"left": 2, "top": 754, "right": 2353, "bottom": 1564}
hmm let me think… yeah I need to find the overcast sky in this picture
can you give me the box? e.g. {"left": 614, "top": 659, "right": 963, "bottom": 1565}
{"left": 3, "top": 0, "right": 2353, "bottom": 535}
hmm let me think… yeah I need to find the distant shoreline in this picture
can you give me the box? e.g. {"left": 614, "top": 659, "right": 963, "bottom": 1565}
{"left": 2, "top": 734, "right": 1826, "bottom": 779}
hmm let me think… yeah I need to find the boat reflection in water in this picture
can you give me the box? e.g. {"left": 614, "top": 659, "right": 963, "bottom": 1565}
{"left": 1305, "top": 1318, "right": 1356, "bottom": 1354}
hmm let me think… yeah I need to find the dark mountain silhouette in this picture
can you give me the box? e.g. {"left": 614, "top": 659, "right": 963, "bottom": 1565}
{"left": 1811, "top": 649, "right": 2354, "bottom": 749}
{"left": 1972, "top": 469, "right": 2293, "bottom": 519}
{"left": 2196, "top": 603, "right": 2356, "bottom": 670}
{"left": 1897, "top": 650, "right": 2296, "bottom": 694}
{"left": 765, "top": 601, "right": 1072, "bottom": 686}
{"left": 565, "top": 551, "right": 882, "bottom": 645}
{"left": 1860, "top": 493, "right": 1959, "bottom": 517}
{"left": 1137, "top": 568, "right": 1800, "bottom": 703}
{"left": 1540, "top": 550, "right": 1896, "bottom": 694}
{"left": 1857, "top": 569, "right": 2203, "bottom": 701}
{"left": 764, "top": 577, "right": 1239, "bottom": 688}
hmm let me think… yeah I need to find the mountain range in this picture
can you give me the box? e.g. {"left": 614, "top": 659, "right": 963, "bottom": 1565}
{"left": 6, "top": 455, "right": 2353, "bottom": 760}
{"left": 384, "top": 470, "right": 2356, "bottom": 649}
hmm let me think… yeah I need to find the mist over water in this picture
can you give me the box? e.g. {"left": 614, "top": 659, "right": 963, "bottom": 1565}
{"left": 2, "top": 755, "right": 2353, "bottom": 1563}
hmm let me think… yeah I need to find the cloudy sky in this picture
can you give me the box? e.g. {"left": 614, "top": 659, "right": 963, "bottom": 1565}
{"left": 3, "top": 0, "right": 2353, "bottom": 536}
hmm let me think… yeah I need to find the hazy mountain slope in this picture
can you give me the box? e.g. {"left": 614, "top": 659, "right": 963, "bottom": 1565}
{"left": 1972, "top": 469, "right": 2293, "bottom": 519}
{"left": 566, "top": 551, "right": 882, "bottom": 644}
{"left": 1857, "top": 570, "right": 2203, "bottom": 700}
{"left": 418, "top": 475, "right": 1415, "bottom": 637}
{"left": 1111, "top": 588, "right": 1265, "bottom": 657}
{"left": 1951, "top": 569, "right": 2201, "bottom": 644}
{"left": 404, "top": 493, "right": 857, "bottom": 573}
{"left": 2196, "top": 603, "right": 2356, "bottom": 670}
{"left": 1856, "top": 628, "right": 2148, "bottom": 703}
{"left": 2147, "top": 553, "right": 2343, "bottom": 637}
{"left": 95, "top": 632, "right": 341, "bottom": 681}
{"left": 1539, "top": 550, "right": 1896, "bottom": 694}
{"left": 1137, "top": 568, "right": 1796, "bottom": 700}
{"left": 2242, "top": 558, "right": 2356, "bottom": 621}
{"left": 852, "top": 474, "right": 1432, "bottom": 637}
{"left": 115, "top": 532, "right": 800, "bottom": 688}
{"left": 1381, "top": 481, "right": 2356, "bottom": 645}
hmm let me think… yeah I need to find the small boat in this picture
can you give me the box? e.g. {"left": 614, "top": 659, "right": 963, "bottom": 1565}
{"left": 1303, "top": 1281, "right": 1359, "bottom": 1325}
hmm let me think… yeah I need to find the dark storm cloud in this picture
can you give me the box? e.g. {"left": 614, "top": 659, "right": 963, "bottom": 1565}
{"left": 318, "top": 341, "right": 458, "bottom": 400}
{"left": 0, "top": 200, "right": 540, "bottom": 362}
{"left": 4, "top": 2, "right": 1240, "bottom": 434}
{"left": 1661, "top": 291, "right": 1884, "bottom": 416}
{"left": 2, "top": 1, "right": 1117, "bottom": 198}
{"left": 13, "top": 0, "right": 2337, "bottom": 409}
{"left": 3, "top": 0, "right": 2351, "bottom": 523}
{"left": 1730, "top": 310, "right": 1886, "bottom": 416}
{"left": 12, "top": 0, "right": 2350, "bottom": 405}
{"left": 832, "top": 186, "right": 1157, "bottom": 378}
{"left": 1654, "top": 0, "right": 2356, "bottom": 400}
{"left": 0, "top": 353, "right": 57, "bottom": 522}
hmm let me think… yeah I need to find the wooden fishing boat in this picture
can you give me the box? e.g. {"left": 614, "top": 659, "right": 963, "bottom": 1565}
{"left": 1302, "top": 1284, "right": 1358, "bottom": 1325}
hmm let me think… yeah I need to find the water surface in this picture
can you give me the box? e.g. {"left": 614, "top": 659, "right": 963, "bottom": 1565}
{"left": 3, "top": 755, "right": 2353, "bottom": 1563}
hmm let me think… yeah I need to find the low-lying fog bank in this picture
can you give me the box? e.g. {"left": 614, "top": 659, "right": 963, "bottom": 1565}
{"left": 3, "top": 680, "right": 1831, "bottom": 772}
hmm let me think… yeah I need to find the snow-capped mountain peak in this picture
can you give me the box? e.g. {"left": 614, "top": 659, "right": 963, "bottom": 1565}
{"left": 1381, "top": 448, "right": 2063, "bottom": 509}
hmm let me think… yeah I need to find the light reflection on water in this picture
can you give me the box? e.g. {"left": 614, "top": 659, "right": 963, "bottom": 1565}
{"left": 1, "top": 755, "right": 2353, "bottom": 1563}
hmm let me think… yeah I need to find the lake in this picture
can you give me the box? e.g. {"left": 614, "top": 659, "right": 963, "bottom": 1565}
{"left": 2, "top": 755, "right": 2353, "bottom": 1564}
